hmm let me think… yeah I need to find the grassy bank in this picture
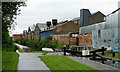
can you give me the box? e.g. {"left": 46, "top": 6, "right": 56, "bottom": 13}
{"left": 104, "top": 51, "right": 120, "bottom": 59}
{"left": 2, "top": 51, "right": 19, "bottom": 71}
{"left": 39, "top": 56, "right": 100, "bottom": 72}
{"left": 18, "top": 48, "right": 55, "bottom": 53}
{"left": 18, "top": 48, "right": 24, "bottom": 53}
{"left": 114, "top": 52, "right": 120, "bottom": 59}
{"left": 89, "top": 48, "right": 98, "bottom": 51}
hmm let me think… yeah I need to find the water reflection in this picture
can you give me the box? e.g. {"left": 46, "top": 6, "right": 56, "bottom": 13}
{"left": 89, "top": 57, "right": 120, "bottom": 68}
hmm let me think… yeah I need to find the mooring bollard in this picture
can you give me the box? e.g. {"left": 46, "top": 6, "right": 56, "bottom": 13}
{"left": 64, "top": 45, "right": 66, "bottom": 56}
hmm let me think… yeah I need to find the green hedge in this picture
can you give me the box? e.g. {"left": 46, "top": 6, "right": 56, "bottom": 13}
{"left": 15, "top": 36, "right": 69, "bottom": 51}
{"left": 2, "top": 32, "right": 17, "bottom": 52}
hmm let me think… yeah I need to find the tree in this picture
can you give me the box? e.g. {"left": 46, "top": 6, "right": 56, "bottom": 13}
{"left": 2, "top": 2, "right": 26, "bottom": 51}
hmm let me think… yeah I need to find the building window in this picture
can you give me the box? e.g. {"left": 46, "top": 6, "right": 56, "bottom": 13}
{"left": 98, "top": 30, "right": 101, "bottom": 37}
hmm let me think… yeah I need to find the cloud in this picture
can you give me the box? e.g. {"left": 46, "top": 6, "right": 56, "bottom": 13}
{"left": 11, "top": 0, "right": 120, "bottom": 35}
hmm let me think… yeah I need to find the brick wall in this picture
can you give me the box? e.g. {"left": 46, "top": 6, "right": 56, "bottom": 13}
{"left": 12, "top": 34, "right": 22, "bottom": 41}
{"left": 69, "top": 37, "right": 77, "bottom": 46}
{"left": 53, "top": 21, "right": 79, "bottom": 35}
{"left": 78, "top": 33, "right": 92, "bottom": 47}
{"left": 58, "top": 36, "right": 70, "bottom": 44}
{"left": 56, "top": 33, "right": 92, "bottom": 47}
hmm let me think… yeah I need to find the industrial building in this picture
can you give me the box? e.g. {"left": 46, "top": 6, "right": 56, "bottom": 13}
{"left": 79, "top": 3, "right": 120, "bottom": 51}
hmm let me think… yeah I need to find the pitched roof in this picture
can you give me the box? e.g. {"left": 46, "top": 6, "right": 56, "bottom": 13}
{"left": 36, "top": 23, "right": 47, "bottom": 31}
{"left": 37, "top": 23, "right": 47, "bottom": 28}
{"left": 71, "top": 17, "right": 80, "bottom": 21}
{"left": 91, "top": 11, "right": 105, "bottom": 16}
{"left": 23, "top": 30, "right": 27, "bottom": 34}
{"left": 28, "top": 25, "right": 35, "bottom": 32}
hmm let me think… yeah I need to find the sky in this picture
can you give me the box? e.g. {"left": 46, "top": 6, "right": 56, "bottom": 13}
{"left": 10, "top": 0, "right": 120, "bottom": 36}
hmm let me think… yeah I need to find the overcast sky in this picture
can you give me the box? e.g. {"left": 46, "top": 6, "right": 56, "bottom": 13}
{"left": 11, "top": 0, "right": 120, "bottom": 36}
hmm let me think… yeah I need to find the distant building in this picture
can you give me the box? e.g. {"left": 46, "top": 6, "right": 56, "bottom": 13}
{"left": 53, "top": 21, "right": 79, "bottom": 36}
{"left": 27, "top": 25, "right": 35, "bottom": 39}
{"left": 80, "top": 9, "right": 91, "bottom": 27}
{"left": 79, "top": 9, "right": 105, "bottom": 34}
{"left": 22, "top": 30, "right": 27, "bottom": 39}
{"left": 28, "top": 25, "right": 35, "bottom": 34}
{"left": 52, "top": 20, "right": 80, "bottom": 45}
{"left": 23, "top": 30, "right": 27, "bottom": 35}
{"left": 71, "top": 17, "right": 80, "bottom": 24}
{"left": 40, "top": 30, "right": 53, "bottom": 40}
{"left": 89, "top": 11, "right": 105, "bottom": 25}
{"left": 34, "top": 23, "right": 47, "bottom": 40}
{"left": 92, "top": 8, "right": 120, "bottom": 51}
{"left": 12, "top": 34, "right": 22, "bottom": 41}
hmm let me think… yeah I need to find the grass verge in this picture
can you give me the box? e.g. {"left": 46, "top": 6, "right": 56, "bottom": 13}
{"left": 114, "top": 52, "right": 120, "bottom": 59}
{"left": 18, "top": 48, "right": 24, "bottom": 53}
{"left": 89, "top": 48, "right": 98, "bottom": 51}
{"left": 2, "top": 51, "right": 19, "bottom": 72}
{"left": 39, "top": 56, "right": 100, "bottom": 72}
{"left": 104, "top": 51, "right": 120, "bottom": 59}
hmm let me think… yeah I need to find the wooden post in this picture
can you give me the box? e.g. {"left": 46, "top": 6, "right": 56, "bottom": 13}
{"left": 102, "top": 46, "right": 104, "bottom": 55}
{"left": 112, "top": 52, "right": 115, "bottom": 64}
{"left": 64, "top": 45, "right": 66, "bottom": 56}
{"left": 112, "top": 52, "right": 115, "bottom": 57}
{"left": 93, "top": 52, "right": 96, "bottom": 59}
{"left": 102, "top": 57, "right": 104, "bottom": 64}
{"left": 101, "top": 46, "right": 105, "bottom": 63}
{"left": 76, "top": 37, "right": 79, "bottom": 46}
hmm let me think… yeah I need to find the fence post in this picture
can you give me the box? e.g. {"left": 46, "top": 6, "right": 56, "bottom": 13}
{"left": 112, "top": 52, "right": 115, "bottom": 64}
{"left": 64, "top": 45, "right": 66, "bottom": 56}
{"left": 102, "top": 46, "right": 105, "bottom": 55}
{"left": 102, "top": 58, "right": 104, "bottom": 64}
{"left": 93, "top": 52, "right": 96, "bottom": 59}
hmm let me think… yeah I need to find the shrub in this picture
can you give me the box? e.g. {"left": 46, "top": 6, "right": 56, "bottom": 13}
{"left": 70, "top": 46, "right": 76, "bottom": 50}
{"left": 15, "top": 36, "right": 69, "bottom": 51}
{"left": 57, "top": 43, "right": 69, "bottom": 49}
{"left": 51, "top": 40, "right": 58, "bottom": 48}
{"left": 2, "top": 32, "right": 17, "bottom": 52}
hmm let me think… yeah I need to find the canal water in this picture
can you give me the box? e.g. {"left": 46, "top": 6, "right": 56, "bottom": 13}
{"left": 89, "top": 56, "right": 120, "bottom": 68}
